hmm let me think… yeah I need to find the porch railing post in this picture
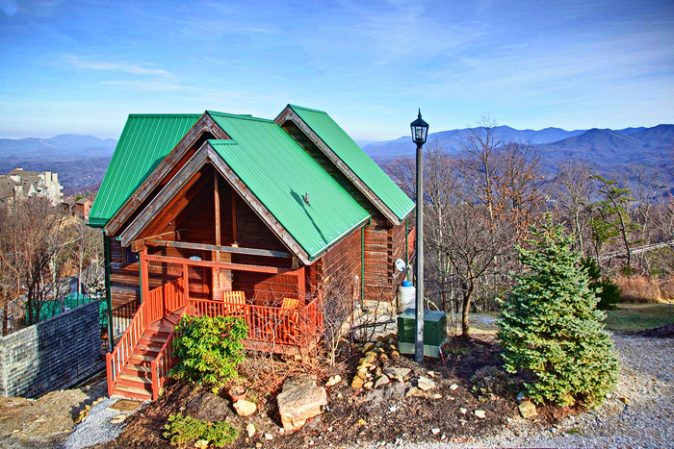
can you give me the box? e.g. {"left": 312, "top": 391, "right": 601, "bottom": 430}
{"left": 183, "top": 263, "right": 189, "bottom": 308}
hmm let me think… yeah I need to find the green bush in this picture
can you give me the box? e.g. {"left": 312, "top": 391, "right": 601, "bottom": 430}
{"left": 498, "top": 219, "right": 620, "bottom": 408}
{"left": 581, "top": 257, "right": 622, "bottom": 310}
{"left": 172, "top": 315, "right": 248, "bottom": 391}
{"left": 163, "top": 414, "right": 207, "bottom": 447}
{"left": 163, "top": 413, "right": 239, "bottom": 448}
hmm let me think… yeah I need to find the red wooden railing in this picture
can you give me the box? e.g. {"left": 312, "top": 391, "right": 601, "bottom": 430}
{"left": 150, "top": 307, "right": 187, "bottom": 400}
{"left": 188, "top": 297, "right": 323, "bottom": 347}
{"left": 106, "top": 278, "right": 186, "bottom": 397}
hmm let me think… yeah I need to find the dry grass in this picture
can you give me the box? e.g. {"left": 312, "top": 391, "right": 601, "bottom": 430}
{"left": 614, "top": 275, "right": 674, "bottom": 303}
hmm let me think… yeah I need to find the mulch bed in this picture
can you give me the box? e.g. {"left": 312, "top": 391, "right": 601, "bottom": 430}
{"left": 96, "top": 335, "right": 570, "bottom": 449}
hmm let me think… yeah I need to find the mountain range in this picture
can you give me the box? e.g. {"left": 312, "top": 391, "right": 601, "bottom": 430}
{"left": 0, "top": 125, "right": 672, "bottom": 195}
{"left": 0, "top": 134, "right": 117, "bottom": 194}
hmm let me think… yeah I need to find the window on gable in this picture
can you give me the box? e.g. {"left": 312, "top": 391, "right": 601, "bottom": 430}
{"left": 124, "top": 246, "right": 139, "bottom": 265}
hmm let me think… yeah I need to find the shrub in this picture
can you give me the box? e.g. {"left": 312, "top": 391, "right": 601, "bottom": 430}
{"left": 498, "top": 219, "right": 620, "bottom": 408}
{"left": 470, "top": 365, "right": 513, "bottom": 401}
{"left": 580, "top": 257, "right": 621, "bottom": 310}
{"left": 163, "top": 413, "right": 239, "bottom": 448}
{"left": 172, "top": 315, "right": 248, "bottom": 391}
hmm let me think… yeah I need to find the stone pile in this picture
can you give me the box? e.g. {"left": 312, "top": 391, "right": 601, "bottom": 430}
{"left": 351, "top": 335, "right": 401, "bottom": 391}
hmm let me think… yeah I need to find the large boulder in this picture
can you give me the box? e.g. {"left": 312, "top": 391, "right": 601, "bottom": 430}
{"left": 185, "top": 392, "right": 234, "bottom": 421}
{"left": 277, "top": 375, "right": 327, "bottom": 431}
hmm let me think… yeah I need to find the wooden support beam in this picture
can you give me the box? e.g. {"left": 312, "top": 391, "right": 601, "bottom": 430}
{"left": 140, "top": 248, "right": 149, "bottom": 304}
{"left": 296, "top": 266, "right": 306, "bottom": 300}
{"left": 231, "top": 189, "right": 237, "bottom": 244}
{"left": 144, "top": 239, "right": 292, "bottom": 259}
{"left": 144, "top": 253, "right": 294, "bottom": 275}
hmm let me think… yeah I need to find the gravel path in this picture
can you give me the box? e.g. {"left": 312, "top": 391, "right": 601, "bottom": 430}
{"left": 355, "top": 334, "right": 674, "bottom": 449}
{"left": 61, "top": 398, "right": 136, "bottom": 449}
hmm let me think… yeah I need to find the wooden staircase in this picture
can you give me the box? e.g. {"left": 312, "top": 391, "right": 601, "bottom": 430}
{"left": 107, "top": 278, "right": 186, "bottom": 401}
{"left": 110, "top": 310, "right": 183, "bottom": 400}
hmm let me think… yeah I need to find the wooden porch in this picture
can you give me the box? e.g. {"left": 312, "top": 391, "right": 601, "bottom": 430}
{"left": 106, "top": 252, "right": 323, "bottom": 400}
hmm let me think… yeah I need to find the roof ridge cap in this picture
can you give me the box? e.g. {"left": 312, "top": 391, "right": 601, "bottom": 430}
{"left": 127, "top": 113, "right": 202, "bottom": 118}
{"left": 206, "top": 110, "right": 274, "bottom": 123}
{"left": 288, "top": 104, "right": 328, "bottom": 114}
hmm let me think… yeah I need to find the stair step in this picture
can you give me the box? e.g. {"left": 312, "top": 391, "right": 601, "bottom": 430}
{"left": 136, "top": 343, "right": 162, "bottom": 353}
{"left": 130, "top": 353, "right": 155, "bottom": 363}
{"left": 113, "top": 384, "right": 152, "bottom": 400}
{"left": 120, "top": 373, "right": 152, "bottom": 384}
{"left": 124, "top": 364, "right": 152, "bottom": 373}
{"left": 140, "top": 335, "right": 167, "bottom": 345}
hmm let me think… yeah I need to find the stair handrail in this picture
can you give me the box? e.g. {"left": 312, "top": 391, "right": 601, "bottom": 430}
{"left": 150, "top": 306, "right": 188, "bottom": 400}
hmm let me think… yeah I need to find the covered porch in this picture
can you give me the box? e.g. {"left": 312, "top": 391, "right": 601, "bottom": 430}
{"left": 139, "top": 248, "right": 323, "bottom": 354}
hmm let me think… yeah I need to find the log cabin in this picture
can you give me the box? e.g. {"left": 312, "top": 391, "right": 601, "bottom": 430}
{"left": 88, "top": 105, "right": 415, "bottom": 400}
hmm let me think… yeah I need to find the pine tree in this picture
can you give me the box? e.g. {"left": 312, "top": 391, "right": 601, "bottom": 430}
{"left": 498, "top": 218, "right": 619, "bottom": 407}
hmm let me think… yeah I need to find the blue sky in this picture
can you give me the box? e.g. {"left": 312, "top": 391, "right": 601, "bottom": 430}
{"left": 0, "top": 0, "right": 672, "bottom": 140}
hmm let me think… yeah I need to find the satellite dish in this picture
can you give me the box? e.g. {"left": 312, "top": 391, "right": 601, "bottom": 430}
{"left": 394, "top": 258, "right": 406, "bottom": 273}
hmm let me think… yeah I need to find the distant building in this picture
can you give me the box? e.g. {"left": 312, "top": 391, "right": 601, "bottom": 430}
{"left": 0, "top": 168, "right": 64, "bottom": 205}
{"left": 72, "top": 198, "right": 92, "bottom": 220}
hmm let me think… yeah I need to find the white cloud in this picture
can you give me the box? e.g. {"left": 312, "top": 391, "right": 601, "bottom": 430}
{"left": 64, "top": 55, "right": 173, "bottom": 78}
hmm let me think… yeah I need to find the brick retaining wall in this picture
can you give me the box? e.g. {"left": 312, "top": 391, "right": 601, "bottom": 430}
{"left": 0, "top": 301, "right": 103, "bottom": 397}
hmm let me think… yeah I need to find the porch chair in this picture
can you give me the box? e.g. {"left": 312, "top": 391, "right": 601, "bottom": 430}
{"left": 281, "top": 297, "right": 300, "bottom": 309}
{"left": 223, "top": 290, "right": 247, "bottom": 317}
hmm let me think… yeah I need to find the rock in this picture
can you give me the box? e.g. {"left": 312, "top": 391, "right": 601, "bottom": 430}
{"left": 326, "top": 375, "right": 342, "bottom": 387}
{"left": 449, "top": 383, "right": 458, "bottom": 391}
{"left": 431, "top": 427, "right": 440, "bottom": 435}
{"left": 356, "top": 368, "right": 369, "bottom": 380}
{"left": 388, "top": 405, "right": 397, "bottom": 412}
{"left": 264, "top": 433, "right": 274, "bottom": 440}
{"left": 194, "top": 439, "right": 209, "bottom": 449}
{"left": 362, "top": 342, "right": 375, "bottom": 353}
{"left": 256, "top": 443, "right": 263, "bottom": 448}
{"left": 384, "top": 367, "right": 411, "bottom": 382}
{"left": 516, "top": 391, "right": 526, "bottom": 402}
{"left": 518, "top": 400, "right": 537, "bottom": 419}
{"left": 246, "top": 423, "right": 256, "bottom": 438}
{"left": 431, "top": 393, "right": 443, "bottom": 400}
{"left": 474, "top": 410, "right": 486, "bottom": 419}
{"left": 110, "top": 414, "right": 127, "bottom": 424}
{"left": 277, "top": 375, "right": 328, "bottom": 432}
{"left": 391, "top": 351, "right": 400, "bottom": 360}
{"left": 337, "top": 392, "right": 343, "bottom": 399}
{"left": 417, "top": 376, "right": 436, "bottom": 391}
{"left": 379, "top": 354, "right": 389, "bottom": 363}
{"left": 357, "top": 418, "right": 367, "bottom": 426}
{"left": 186, "top": 392, "right": 234, "bottom": 421}
{"left": 363, "top": 381, "right": 374, "bottom": 390}
{"left": 233, "top": 399, "right": 257, "bottom": 417}
{"left": 374, "top": 375, "right": 390, "bottom": 389}
{"left": 351, "top": 376, "right": 364, "bottom": 390}
{"left": 619, "top": 396, "right": 630, "bottom": 405}
{"left": 459, "top": 407, "right": 467, "bottom": 415}
{"left": 110, "top": 399, "right": 141, "bottom": 412}
{"left": 427, "top": 371, "right": 436, "bottom": 378}
{"left": 405, "top": 387, "right": 423, "bottom": 398}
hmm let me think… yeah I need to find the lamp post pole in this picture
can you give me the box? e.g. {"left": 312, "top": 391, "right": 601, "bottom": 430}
{"left": 414, "top": 138, "right": 424, "bottom": 363}
{"left": 410, "top": 109, "right": 428, "bottom": 364}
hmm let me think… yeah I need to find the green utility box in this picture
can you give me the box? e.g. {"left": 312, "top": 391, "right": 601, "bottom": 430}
{"left": 397, "top": 309, "right": 447, "bottom": 358}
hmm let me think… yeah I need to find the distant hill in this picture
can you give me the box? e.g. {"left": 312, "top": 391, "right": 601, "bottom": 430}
{"left": 0, "top": 124, "right": 672, "bottom": 196}
{"left": 0, "top": 134, "right": 117, "bottom": 194}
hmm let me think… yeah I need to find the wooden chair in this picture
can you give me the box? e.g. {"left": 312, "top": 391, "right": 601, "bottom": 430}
{"left": 281, "top": 297, "right": 300, "bottom": 309}
{"left": 223, "top": 291, "right": 247, "bottom": 316}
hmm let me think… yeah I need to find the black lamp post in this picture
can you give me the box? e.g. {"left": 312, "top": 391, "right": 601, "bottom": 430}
{"left": 410, "top": 109, "right": 429, "bottom": 363}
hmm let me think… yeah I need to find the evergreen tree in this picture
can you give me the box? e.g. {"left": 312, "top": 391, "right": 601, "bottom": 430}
{"left": 498, "top": 218, "right": 619, "bottom": 407}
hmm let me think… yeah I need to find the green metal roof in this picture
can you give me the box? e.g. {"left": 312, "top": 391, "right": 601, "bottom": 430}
{"left": 207, "top": 111, "right": 370, "bottom": 259}
{"left": 88, "top": 114, "right": 200, "bottom": 227}
{"left": 289, "top": 105, "right": 414, "bottom": 221}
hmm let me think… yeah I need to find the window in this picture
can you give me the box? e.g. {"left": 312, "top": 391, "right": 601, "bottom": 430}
{"left": 124, "top": 246, "right": 139, "bottom": 265}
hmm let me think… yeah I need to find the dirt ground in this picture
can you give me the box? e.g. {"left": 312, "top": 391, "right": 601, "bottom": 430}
{"left": 95, "top": 335, "right": 573, "bottom": 449}
{"left": 0, "top": 377, "right": 106, "bottom": 449}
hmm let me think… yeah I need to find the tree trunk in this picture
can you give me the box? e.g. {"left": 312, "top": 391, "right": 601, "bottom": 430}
{"left": 461, "top": 281, "right": 474, "bottom": 338}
